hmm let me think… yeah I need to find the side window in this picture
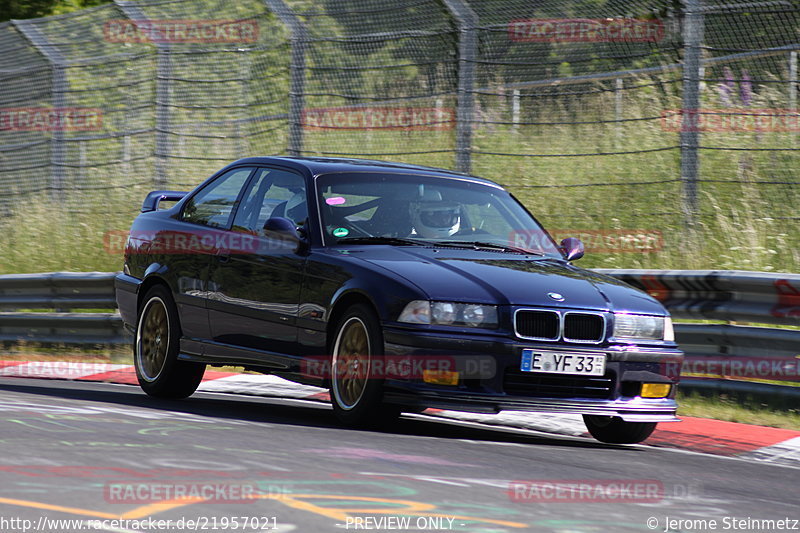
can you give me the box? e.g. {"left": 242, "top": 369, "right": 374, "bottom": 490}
{"left": 233, "top": 168, "right": 306, "bottom": 232}
{"left": 181, "top": 167, "right": 254, "bottom": 228}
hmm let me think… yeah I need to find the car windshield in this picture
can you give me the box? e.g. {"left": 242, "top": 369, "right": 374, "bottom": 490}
{"left": 315, "top": 172, "right": 562, "bottom": 258}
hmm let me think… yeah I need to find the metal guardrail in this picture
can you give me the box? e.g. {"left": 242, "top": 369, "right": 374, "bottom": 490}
{"left": 0, "top": 272, "right": 128, "bottom": 345}
{"left": 595, "top": 269, "right": 800, "bottom": 400}
{"left": 0, "top": 272, "right": 118, "bottom": 310}
{"left": 1, "top": 269, "right": 798, "bottom": 399}
{"left": 594, "top": 269, "right": 800, "bottom": 326}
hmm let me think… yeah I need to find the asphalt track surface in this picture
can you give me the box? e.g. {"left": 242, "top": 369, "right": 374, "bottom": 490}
{"left": 0, "top": 378, "right": 797, "bottom": 533}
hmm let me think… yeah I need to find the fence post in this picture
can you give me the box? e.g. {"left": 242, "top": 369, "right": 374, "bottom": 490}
{"left": 264, "top": 0, "right": 306, "bottom": 157}
{"left": 512, "top": 89, "right": 520, "bottom": 132}
{"left": 237, "top": 58, "right": 249, "bottom": 159}
{"left": 614, "top": 78, "right": 623, "bottom": 145}
{"left": 790, "top": 51, "right": 797, "bottom": 111}
{"left": 12, "top": 20, "right": 67, "bottom": 200}
{"left": 442, "top": 0, "right": 478, "bottom": 174}
{"left": 680, "top": 0, "right": 704, "bottom": 227}
{"left": 115, "top": 0, "right": 171, "bottom": 189}
{"left": 153, "top": 48, "right": 171, "bottom": 189}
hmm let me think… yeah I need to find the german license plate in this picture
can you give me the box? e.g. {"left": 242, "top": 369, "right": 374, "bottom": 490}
{"left": 520, "top": 350, "right": 606, "bottom": 376}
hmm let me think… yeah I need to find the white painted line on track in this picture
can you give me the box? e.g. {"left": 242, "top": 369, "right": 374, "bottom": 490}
{"left": 740, "top": 436, "right": 800, "bottom": 468}
{"left": 4, "top": 362, "right": 800, "bottom": 471}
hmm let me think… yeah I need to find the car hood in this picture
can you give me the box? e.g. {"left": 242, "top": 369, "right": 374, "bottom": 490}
{"left": 347, "top": 246, "right": 665, "bottom": 314}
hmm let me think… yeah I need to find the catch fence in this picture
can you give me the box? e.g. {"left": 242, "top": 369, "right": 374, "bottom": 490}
{"left": 0, "top": 0, "right": 798, "bottom": 271}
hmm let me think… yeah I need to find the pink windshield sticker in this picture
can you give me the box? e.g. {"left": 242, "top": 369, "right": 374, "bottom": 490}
{"left": 326, "top": 197, "right": 346, "bottom": 205}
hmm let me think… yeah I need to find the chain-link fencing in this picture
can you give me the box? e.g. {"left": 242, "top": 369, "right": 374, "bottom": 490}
{"left": 0, "top": 0, "right": 797, "bottom": 272}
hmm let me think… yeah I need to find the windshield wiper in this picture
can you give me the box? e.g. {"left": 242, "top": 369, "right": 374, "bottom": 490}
{"left": 430, "top": 240, "right": 545, "bottom": 255}
{"left": 337, "top": 237, "right": 546, "bottom": 256}
{"left": 336, "top": 236, "right": 426, "bottom": 246}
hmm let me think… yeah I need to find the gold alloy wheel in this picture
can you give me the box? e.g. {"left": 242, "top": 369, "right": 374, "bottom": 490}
{"left": 136, "top": 297, "right": 169, "bottom": 382}
{"left": 332, "top": 317, "right": 371, "bottom": 410}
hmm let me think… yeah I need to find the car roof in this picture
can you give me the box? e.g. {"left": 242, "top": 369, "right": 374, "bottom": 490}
{"left": 229, "top": 156, "right": 503, "bottom": 188}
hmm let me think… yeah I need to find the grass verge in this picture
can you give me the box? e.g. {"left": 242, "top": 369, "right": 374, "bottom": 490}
{"left": 677, "top": 389, "right": 800, "bottom": 431}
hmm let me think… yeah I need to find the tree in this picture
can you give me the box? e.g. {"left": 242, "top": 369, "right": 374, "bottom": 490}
{"left": 0, "top": 0, "right": 110, "bottom": 22}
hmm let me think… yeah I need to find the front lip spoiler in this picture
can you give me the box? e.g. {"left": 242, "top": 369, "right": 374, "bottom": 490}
{"left": 383, "top": 390, "right": 679, "bottom": 423}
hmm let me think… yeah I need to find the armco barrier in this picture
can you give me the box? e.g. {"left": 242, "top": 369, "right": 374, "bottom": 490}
{"left": 595, "top": 269, "right": 800, "bottom": 400}
{"left": 0, "top": 272, "right": 127, "bottom": 345}
{"left": 0, "top": 270, "right": 798, "bottom": 399}
{"left": 594, "top": 269, "right": 800, "bottom": 326}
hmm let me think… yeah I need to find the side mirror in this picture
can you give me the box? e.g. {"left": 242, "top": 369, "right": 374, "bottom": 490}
{"left": 263, "top": 217, "right": 304, "bottom": 252}
{"left": 560, "top": 237, "right": 584, "bottom": 261}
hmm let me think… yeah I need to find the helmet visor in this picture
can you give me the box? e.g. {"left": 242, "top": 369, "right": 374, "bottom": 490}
{"left": 418, "top": 204, "right": 460, "bottom": 228}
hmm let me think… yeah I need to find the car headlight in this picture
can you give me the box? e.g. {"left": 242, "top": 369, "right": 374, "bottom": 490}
{"left": 664, "top": 316, "right": 675, "bottom": 342}
{"left": 397, "top": 300, "right": 430, "bottom": 324}
{"left": 612, "top": 313, "right": 669, "bottom": 341}
{"left": 399, "top": 301, "right": 498, "bottom": 329}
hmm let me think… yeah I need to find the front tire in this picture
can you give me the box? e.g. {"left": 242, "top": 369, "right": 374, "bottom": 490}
{"left": 583, "top": 415, "right": 656, "bottom": 444}
{"left": 135, "top": 285, "right": 205, "bottom": 399}
{"left": 329, "top": 304, "right": 400, "bottom": 427}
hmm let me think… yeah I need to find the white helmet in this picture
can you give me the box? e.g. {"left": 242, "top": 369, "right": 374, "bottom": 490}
{"left": 409, "top": 190, "right": 461, "bottom": 239}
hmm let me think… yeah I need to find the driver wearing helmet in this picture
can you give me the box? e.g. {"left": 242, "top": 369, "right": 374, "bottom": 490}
{"left": 409, "top": 188, "right": 461, "bottom": 239}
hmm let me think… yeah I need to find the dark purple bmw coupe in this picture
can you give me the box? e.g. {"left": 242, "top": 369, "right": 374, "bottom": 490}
{"left": 115, "top": 157, "right": 682, "bottom": 444}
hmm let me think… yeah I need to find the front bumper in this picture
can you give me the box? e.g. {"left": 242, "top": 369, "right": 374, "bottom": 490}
{"left": 381, "top": 325, "right": 683, "bottom": 423}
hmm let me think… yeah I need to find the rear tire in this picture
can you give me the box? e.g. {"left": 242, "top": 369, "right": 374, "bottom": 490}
{"left": 583, "top": 415, "right": 656, "bottom": 444}
{"left": 329, "top": 304, "right": 400, "bottom": 427}
{"left": 134, "top": 285, "right": 205, "bottom": 399}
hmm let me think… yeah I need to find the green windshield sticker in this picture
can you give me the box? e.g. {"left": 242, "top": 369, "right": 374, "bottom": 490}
{"left": 332, "top": 227, "right": 350, "bottom": 238}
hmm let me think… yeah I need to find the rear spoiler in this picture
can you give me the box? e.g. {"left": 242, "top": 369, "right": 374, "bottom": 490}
{"left": 141, "top": 191, "right": 188, "bottom": 212}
